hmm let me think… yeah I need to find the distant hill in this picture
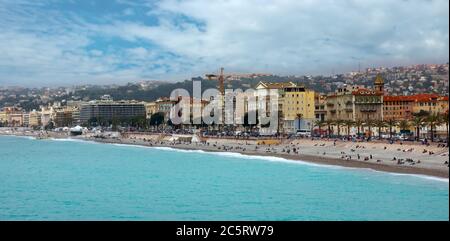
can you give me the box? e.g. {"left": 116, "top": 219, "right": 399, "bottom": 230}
{"left": 66, "top": 75, "right": 335, "bottom": 102}
{"left": 1, "top": 64, "right": 448, "bottom": 111}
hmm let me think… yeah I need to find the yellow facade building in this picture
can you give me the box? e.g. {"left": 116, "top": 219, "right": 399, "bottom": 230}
{"left": 0, "top": 111, "right": 7, "bottom": 124}
{"left": 437, "top": 96, "right": 449, "bottom": 115}
{"left": 411, "top": 94, "right": 443, "bottom": 115}
{"left": 145, "top": 102, "right": 157, "bottom": 119}
{"left": 28, "top": 111, "right": 42, "bottom": 127}
{"left": 282, "top": 86, "right": 316, "bottom": 133}
{"left": 255, "top": 81, "right": 296, "bottom": 134}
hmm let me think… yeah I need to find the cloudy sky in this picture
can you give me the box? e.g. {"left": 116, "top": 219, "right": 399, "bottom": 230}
{"left": 0, "top": 0, "right": 448, "bottom": 87}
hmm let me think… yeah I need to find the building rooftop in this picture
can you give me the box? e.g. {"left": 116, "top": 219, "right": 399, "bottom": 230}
{"left": 384, "top": 94, "right": 446, "bottom": 103}
{"left": 384, "top": 95, "right": 416, "bottom": 102}
{"left": 256, "top": 81, "right": 297, "bottom": 89}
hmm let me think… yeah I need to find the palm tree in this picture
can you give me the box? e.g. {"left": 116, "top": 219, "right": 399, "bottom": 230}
{"left": 375, "top": 120, "right": 386, "bottom": 139}
{"left": 385, "top": 119, "right": 397, "bottom": 140}
{"left": 441, "top": 112, "right": 449, "bottom": 146}
{"left": 344, "top": 120, "right": 355, "bottom": 137}
{"left": 398, "top": 120, "right": 410, "bottom": 133}
{"left": 334, "top": 119, "right": 345, "bottom": 137}
{"left": 325, "top": 120, "right": 334, "bottom": 138}
{"left": 411, "top": 116, "right": 424, "bottom": 141}
{"left": 295, "top": 114, "right": 303, "bottom": 134}
{"left": 314, "top": 120, "right": 325, "bottom": 137}
{"left": 364, "top": 119, "right": 376, "bottom": 139}
{"left": 355, "top": 120, "right": 364, "bottom": 137}
{"left": 426, "top": 114, "right": 442, "bottom": 142}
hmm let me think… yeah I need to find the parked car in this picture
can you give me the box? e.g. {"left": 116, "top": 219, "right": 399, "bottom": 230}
{"left": 296, "top": 129, "right": 311, "bottom": 137}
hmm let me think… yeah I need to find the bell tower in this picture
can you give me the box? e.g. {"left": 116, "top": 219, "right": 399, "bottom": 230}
{"left": 374, "top": 74, "right": 384, "bottom": 94}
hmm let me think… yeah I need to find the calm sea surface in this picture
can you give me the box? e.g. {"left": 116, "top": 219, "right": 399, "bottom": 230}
{"left": 0, "top": 135, "right": 448, "bottom": 220}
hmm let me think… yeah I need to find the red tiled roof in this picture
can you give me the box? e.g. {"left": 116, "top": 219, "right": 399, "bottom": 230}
{"left": 410, "top": 94, "right": 440, "bottom": 103}
{"left": 384, "top": 95, "right": 416, "bottom": 102}
{"left": 384, "top": 94, "right": 445, "bottom": 103}
{"left": 439, "top": 96, "right": 449, "bottom": 101}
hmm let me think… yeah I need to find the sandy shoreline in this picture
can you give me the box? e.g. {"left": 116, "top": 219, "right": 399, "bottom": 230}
{"left": 1, "top": 130, "right": 449, "bottom": 179}
{"left": 100, "top": 138, "right": 450, "bottom": 179}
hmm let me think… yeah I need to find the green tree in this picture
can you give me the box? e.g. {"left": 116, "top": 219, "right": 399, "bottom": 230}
{"left": 244, "top": 111, "right": 259, "bottom": 131}
{"left": 398, "top": 120, "right": 410, "bottom": 133}
{"left": 411, "top": 116, "right": 425, "bottom": 141}
{"left": 355, "top": 120, "right": 364, "bottom": 137}
{"left": 150, "top": 112, "right": 165, "bottom": 127}
{"left": 426, "top": 114, "right": 442, "bottom": 142}
{"left": 375, "top": 120, "right": 386, "bottom": 139}
{"left": 314, "top": 120, "right": 325, "bottom": 136}
{"left": 325, "top": 120, "right": 334, "bottom": 138}
{"left": 44, "top": 121, "right": 54, "bottom": 130}
{"left": 364, "top": 119, "right": 376, "bottom": 139}
{"left": 343, "top": 120, "right": 355, "bottom": 137}
{"left": 112, "top": 117, "right": 119, "bottom": 131}
{"left": 334, "top": 119, "right": 345, "bottom": 137}
{"left": 441, "top": 112, "right": 449, "bottom": 145}
{"left": 414, "top": 110, "right": 430, "bottom": 118}
{"left": 385, "top": 119, "right": 397, "bottom": 139}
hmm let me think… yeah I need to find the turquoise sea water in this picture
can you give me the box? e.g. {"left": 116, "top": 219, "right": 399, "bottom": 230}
{"left": 0, "top": 135, "right": 448, "bottom": 221}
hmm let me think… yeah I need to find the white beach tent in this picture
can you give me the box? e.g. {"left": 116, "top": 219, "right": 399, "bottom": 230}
{"left": 191, "top": 134, "right": 203, "bottom": 143}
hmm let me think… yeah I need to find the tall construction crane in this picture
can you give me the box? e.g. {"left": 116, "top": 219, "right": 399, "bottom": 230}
{"left": 205, "top": 67, "right": 226, "bottom": 95}
{"left": 205, "top": 67, "right": 228, "bottom": 127}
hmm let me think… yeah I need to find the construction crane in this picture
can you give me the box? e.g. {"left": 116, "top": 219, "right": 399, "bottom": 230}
{"left": 205, "top": 67, "right": 227, "bottom": 127}
{"left": 206, "top": 67, "right": 225, "bottom": 95}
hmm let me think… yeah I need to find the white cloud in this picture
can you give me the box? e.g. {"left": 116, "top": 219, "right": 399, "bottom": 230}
{"left": 0, "top": 0, "right": 448, "bottom": 86}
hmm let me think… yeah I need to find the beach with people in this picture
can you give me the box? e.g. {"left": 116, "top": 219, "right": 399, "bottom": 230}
{"left": 1, "top": 128, "right": 448, "bottom": 179}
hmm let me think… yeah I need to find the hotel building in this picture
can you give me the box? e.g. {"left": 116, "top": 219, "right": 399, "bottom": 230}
{"left": 255, "top": 82, "right": 295, "bottom": 134}
{"left": 383, "top": 95, "right": 414, "bottom": 121}
{"left": 282, "top": 85, "right": 316, "bottom": 133}
{"left": 80, "top": 99, "right": 146, "bottom": 124}
{"left": 326, "top": 75, "right": 384, "bottom": 122}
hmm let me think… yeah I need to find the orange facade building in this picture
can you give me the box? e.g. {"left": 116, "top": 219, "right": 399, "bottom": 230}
{"left": 383, "top": 95, "right": 415, "bottom": 121}
{"left": 383, "top": 94, "right": 449, "bottom": 120}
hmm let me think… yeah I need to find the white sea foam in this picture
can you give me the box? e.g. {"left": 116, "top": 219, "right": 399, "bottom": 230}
{"left": 0, "top": 134, "right": 36, "bottom": 140}
{"left": 152, "top": 146, "right": 206, "bottom": 154}
{"left": 377, "top": 172, "right": 449, "bottom": 183}
{"left": 111, "top": 143, "right": 156, "bottom": 149}
{"left": 48, "top": 138, "right": 79, "bottom": 142}
{"left": 148, "top": 146, "right": 450, "bottom": 183}
{"left": 210, "top": 151, "right": 335, "bottom": 168}
{"left": 47, "top": 138, "right": 100, "bottom": 145}
{"left": 152, "top": 146, "right": 337, "bottom": 169}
